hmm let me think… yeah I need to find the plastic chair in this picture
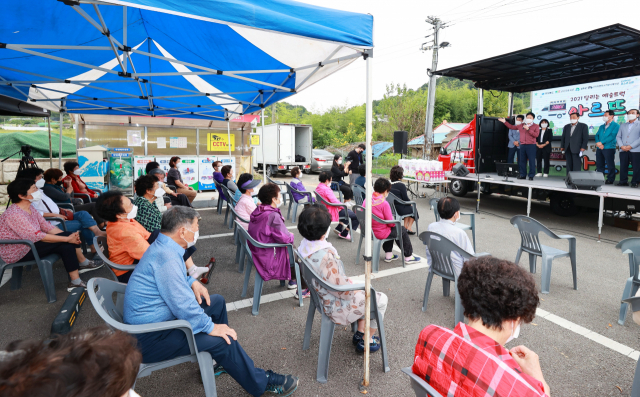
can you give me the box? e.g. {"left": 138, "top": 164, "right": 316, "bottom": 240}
{"left": 86, "top": 278, "right": 217, "bottom": 397}
{"left": 388, "top": 192, "right": 419, "bottom": 235}
{"left": 220, "top": 184, "right": 236, "bottom": 228}
{"left": 419, "top": 231, "right": 489, "bottom": 325}
{"left": 330, "top": 181, "right": 344, "bottom": 202}
{"left": 353, "top": 205, "right": 405, "bottom": 273}
{"left": 429, "top": 198, "right": 475, "bottom": 251}
{"left": 213, "top": 180, "right": 226, "bottom": 215}
{"left": 235, "top": 226, "right": 303, "bottom": 315}
{"left": 314, "top": 191, "right": 353, "bottom": 243}
{"left": 266, "top": 175, "right": 288, "bottom": 206}
{"left": 616, "top": 238, "right": 640, "bottom": 325}
{"left": 230, "top": 213, "right": 249, "bottom": 274}
{"left": 72, "top": 188, "right": 102, "bottom": 203}
{"left": 285, "top": 183, "right": 312, "bottom": 223}
{"left": 297, "top": 252, "right": 389, "bottom": 383}
{"left": 401, "top": 367, "right": 444, "bottom": 397}
{"left": 93, "top": 236, "right": 137, "bottom": 281}
{"left": 351, "top": 184, "right": 366, "bottom": 207}
{"left": 166, "top": 185, "right": 177, "bottom": 193}
{"left": 0, "top": 240, "right": 60, "bottom": 303}
{"left": 510, "top": 215, "right": 577, "bottom": 294}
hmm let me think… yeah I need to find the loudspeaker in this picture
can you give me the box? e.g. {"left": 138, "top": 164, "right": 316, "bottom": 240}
{"left": 565, "top": 171, "right": 605, "bottom": 191}
{"left": 452, "top": 163, "right": 470, "bottom": 177}
{"left": 393, "top": 130, "right": 408, "bottom": 155}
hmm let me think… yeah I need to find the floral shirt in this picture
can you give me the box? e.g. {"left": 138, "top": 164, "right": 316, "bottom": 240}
{"left": 133, "top": 196, "right": 162, "bottom": 233}
{"left": 0, "top": 204, "right": 55, "bottom": 264}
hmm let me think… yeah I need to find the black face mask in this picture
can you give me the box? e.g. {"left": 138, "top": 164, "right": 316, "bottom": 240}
{"left": 56, "top": 181, "right": 63, "bottom": 186}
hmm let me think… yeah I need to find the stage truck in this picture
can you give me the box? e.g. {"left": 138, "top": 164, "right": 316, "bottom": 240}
{"left": 439, "top": 115, "right": 640, "bottom": 218}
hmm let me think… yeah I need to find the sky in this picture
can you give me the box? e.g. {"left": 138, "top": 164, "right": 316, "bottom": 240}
{"left": 289, "top": 0, "right": 638, "bottom": 113}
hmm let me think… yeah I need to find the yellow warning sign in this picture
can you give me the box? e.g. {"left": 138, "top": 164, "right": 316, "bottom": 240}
{"left": 250, "top": 134, "right": 260, "bottom": 146}
{"left": 207, "top": 133, "right": 235, "bottom": 151}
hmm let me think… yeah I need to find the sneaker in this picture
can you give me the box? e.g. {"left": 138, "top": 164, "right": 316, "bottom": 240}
{"left": 543, "top": 174, "right": 549, "bottom": 178}
{"left": 535, "top": 173, "right": 542, "bottom": 177}
{"left": 356, "top": 337, "right": 381, "bottom": 354}
{"left": 528, "top": 177, "right": 534, "bottom": 181}
{"left": 78, "top": 260, "right": 104, "bottom": 274}
{"left": 67, "top": 279, "right": 87, "bottom": 292}
{"left": 616, "top": 182, "right": 629, "bottom": 186}
{"left": 287, "top": 280, "right": 297, "bottom": 290}
{"left": 264, "top": 370, "right": 299, "bottom": 396}
{"left": 383, "top": 254, "right": 399, "bottom": 263}
{"left": 214, "top": 364, "right": 227, "bottom": 377}
{"left": 405, "top": 256, "right": 422, "bottom": 264}
{"left": 632, "top": 183, "right": 639, "bottom": 188}
{"left": 352, "top": 331, "right": 380, "bottom": 346}
{"left": 294, "top": 288, "right": 310, "bottom": 299}
{"left": 605, "top": 180, "right": 613, "bottom": 185}
{"left": 338, "top": 233, "right": 351, "bottom": 240}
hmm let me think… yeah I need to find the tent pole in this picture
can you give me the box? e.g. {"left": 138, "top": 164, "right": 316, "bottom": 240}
{"left": 227, "top": 112, "right": 231, "bottom": 159}
{"left": 362, "top": 51, "right": 373, "bottom": 389}
{"left": 261, "top": 108, "right": 266, "bottom": 177}
{"left": 59, "top": 100, "right": 64, "bottom": 168}
{"left": 47, "top": 117, "right": 53, "bottom": 169}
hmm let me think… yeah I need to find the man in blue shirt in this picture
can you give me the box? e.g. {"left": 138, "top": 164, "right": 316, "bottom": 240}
{"left": 507, "top": 115, "right": 524, "bottom": 164}
{"left": 595, "top": 110, "right": 620, "bottom": 184}
{"left": 616, "top": 109, "right": 640, "bottom": 188}
{"left": 124, "top": 206, "right": 298, "bottom": 396}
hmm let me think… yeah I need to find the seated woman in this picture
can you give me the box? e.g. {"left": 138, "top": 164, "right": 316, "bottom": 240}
{"left": 315, "top": 171, "right": 359, "bottom": 240}
{"left": 330, "top": 154, "right": 354, "bottom": 204}
{"left": 212, "top": 160, "right": 224, "bottom": 184}
{"left": 0, "top": 179, "right": 102, "bottom": 291}
{"left": 167, "top": 156, "right": 197, "bottom": 203}
{"left": 297, "top": 204, "right": 387, "bottom": 353}
{"left": 248, "top": 183, "right": 307, "bottom": 298}
{"left": 289, "top": 167, "right": 314, "bottom": 204}
{"left": 148, "top": 167, "right": 192, "bottom": 208}
{"left": 234, "top": 173, "right": 260, "bottom": 230}
{"left": 221, "top": 165, "right": 238, "bottom": 196}
{"left": 96, "top": 190, "right": 208, "bottom": 283}
{"left": 133, "top": 175, "right": 165, "bottom": 233}
{"left": 413, "top": 256, "right": 549, "bottom": 396}
{"left": 62, "top": 161, "right": 99, "bottom": 203}
{"left": 389, "top": 165, "right": 417, "bottom": 234}
{"left": 366, "top": 178, "right": 421, "bottom": 264}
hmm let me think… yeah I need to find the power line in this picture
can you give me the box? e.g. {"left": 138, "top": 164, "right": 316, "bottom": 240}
{"left": 440, "top": 0, "right": 476, "bottom": 16}
{"left": 450, "top": 0, "right": 584, "bottom": 24}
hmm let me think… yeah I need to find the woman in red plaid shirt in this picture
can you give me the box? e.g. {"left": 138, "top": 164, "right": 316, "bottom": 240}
{"left": 413, "top": 256, "right": 550, "bottom": 396}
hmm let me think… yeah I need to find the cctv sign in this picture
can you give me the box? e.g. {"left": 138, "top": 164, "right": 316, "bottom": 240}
{"left": 207, "top": 133, "right": 235, "bottom": 151}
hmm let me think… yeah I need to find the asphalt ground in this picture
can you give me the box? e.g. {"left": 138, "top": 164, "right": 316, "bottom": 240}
{"left": 1, "top": 171, "right": 639, "bottom": 396}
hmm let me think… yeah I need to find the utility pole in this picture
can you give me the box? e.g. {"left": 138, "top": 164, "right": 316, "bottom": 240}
{"left": 421, "top": 17, "right": 450, "bottom": 159}
{"left": 271, "top": 104, "right": 276, "bottom": 123}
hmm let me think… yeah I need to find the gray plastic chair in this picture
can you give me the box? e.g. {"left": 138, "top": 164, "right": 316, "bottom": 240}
{"left": 330, "top": 181, "right": 344, "bottom": 202}
{"left": 419, "top": 231, "right": 489, "bottom": 325}
{"left": 314, "top": 191, "right": 353, "bottom": 243}
{"left": 298, "top": 251, "right": 389, "bottom": 383}
{"left": 401, "top": 367, "right": 444, "bottom": 397}
{"left": 621, "top": 295, "right": 640, "bottom": 395}
{"left": 235, "top": 225, "right": 303, "bottom": 315}
{"left": 93, "top": 236, "right": 137, "bottom": 281}
{"left": 219, "top": 184, "right": 236, "bottom": 228}
{"left": 230, "top": 213, "right": 249, "bottom": 274}
{"left": 213, "top": 180, "right": 226, "bottom": 215}
{"left": 285, "top": 183, "right": 312, "bottom": 223}
{"left": 388, "top": 192, "right": 419, "bottom": 235}
{"left": 0, "top": 240, "right": 59, "bottom": 303}
{"left": 266, "top": 175, "right": 288, "bottom": 206}
{"left": 87, "top": 278, "right": 217, "bottom": 397}
{"left": 510, "top": 215, "right": 577, "bottom": 294}
{"left": 430, "top": 198, "right": 475, "bottom": 251}
{"left": 616, "top": 238, "right": 640, "bottom": 325}
{"left": 351, "top": 184, "right": 366, "bottom": 207}
{"left": 353, "top": 205, "right": 405, "bottom": 272}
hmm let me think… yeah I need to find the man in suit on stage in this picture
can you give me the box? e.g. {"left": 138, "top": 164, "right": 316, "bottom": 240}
{"left": 560, "top": 112, "right": 589, "bottom": 174}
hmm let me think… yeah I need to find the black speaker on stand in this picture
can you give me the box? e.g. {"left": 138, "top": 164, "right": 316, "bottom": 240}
{"left": 393, "top": 130, "right": 408, "bottom": 156}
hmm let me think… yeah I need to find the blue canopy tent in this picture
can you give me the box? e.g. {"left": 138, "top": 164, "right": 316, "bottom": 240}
{"left": 0, "top": 0, "right": 380, "bottom": 387}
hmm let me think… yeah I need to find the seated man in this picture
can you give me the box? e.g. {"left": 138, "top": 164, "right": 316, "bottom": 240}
{"left": 124, "top": 206, "right": 298, "bottom": 396}
{"left": 413, "top": 256, "right": 549, "bottom": 397}
{"left": 426, "top": 197, "right": 474, "bottom": 276}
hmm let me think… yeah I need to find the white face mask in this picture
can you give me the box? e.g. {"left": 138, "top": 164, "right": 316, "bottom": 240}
{"left": 570, "top": 118, "right": 578, "bottom": 124}
{"left": 127, "top": 205, "right": 138, "bottom": 219}
{"left": 154, "top": 187, "right": 165, "bottom": 198}
{"left": 515, "top": 120, "right": 522, "bottom": 126}
{"left": 183, "top": 229, "right": 199, "bottom": 248}
{"left": 603, "top": 116, "right": 611, "bottom": 122}
{"left": 505, "top": 320, "right": 521, "bottom": 344}
{"left": 276, "top": 195, "right": 284, "bottom": 208}
{"left": 540, "top": 123, "right": 548, "bottom": 128}
{"left": 525, "top": 118, "right": 533, "bottom": 124}
{"left": 337, "top": 159, "right": 342, "bottom": 165}
{"left": 73, "top": 169, "right": 82, "bottom": 176}
{"left": 28, "top": 190, "right": 42, "bottom": 203}
{"left": 35, "top": 179, "right": 45, "bottom": 188}
{"left": 628, "top": 114, "right": 638, "bottom": 122}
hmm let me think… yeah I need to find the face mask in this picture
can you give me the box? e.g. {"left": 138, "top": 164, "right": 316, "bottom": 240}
{"left": 73, "top": 169, "right": 82, "bottom": 176}
{"left": 603, "top": 116, "right": 610, "bottom": 122}
{"left": 56, "top": 181, "right": 63, "bottom": 186}
{"left": 515, "top": 120, "right": 522, "bottom": 126}
{"left": 570, "top": 119, "right": 578, "bottom": 124}
{"left": 154, "top": 188, "right": 165, "bottom": 198}
{"left": 505, "top": 320, "right": 521, "bottom": 344}
{"left": 35, "top": 179, "right": 45, "bottom": 188}
{"left": 628, "top": 114, "right": 638, "bottom": 122}
{"left": 28, "top": 190, "right": 42, "bottom": 203}
{"left": 183, "top": 229, "right": 199, "bottom": 248}
{"left": 540, "top": 123, "right": 548, "bottom": 128}
{"left": 337, "top": 159, "right": 342, "bottom": 165}
{"left": 126, "top": 205, "right": 138, "bottom": 219}
{"left": 276, "top": 195, "right": 284, "bottom": 208}
{"left": 525, "top": 118, "right": 533, "bottom": 124}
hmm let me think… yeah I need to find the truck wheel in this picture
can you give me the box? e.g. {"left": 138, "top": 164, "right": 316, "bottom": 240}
{"left": 302, "top": 168, "right": 311, "bottom": 174}
{"left": 265, "top": 165, "right": 275, "bottom": 178}
{"left": 480, "top": 183, "right": 492, "bottom": 195}
{"left": 449, "top": 179, "right": 468, "bottom": 197}
{"left": 550, "top": 193, "right": 580, "bottom": 217}
{"left": 278, "top": 170, "right": 288, "bottom": 175}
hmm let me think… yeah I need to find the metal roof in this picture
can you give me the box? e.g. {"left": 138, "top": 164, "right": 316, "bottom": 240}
{"left": 372, "top": 141, "right": 393, "bottom": 158}
{"left": 434, "top": 24, "right": 640, "bottom": 93}
{"left": 408, "top": 132, "right": 448, "bottom": 146}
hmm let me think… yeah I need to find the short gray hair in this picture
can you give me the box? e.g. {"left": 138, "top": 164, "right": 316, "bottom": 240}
{"left": 149, "top": 168, "right": 165, "bottom": 177}
{"left": 161, "top": 206, "right": 198, "bottom": 233}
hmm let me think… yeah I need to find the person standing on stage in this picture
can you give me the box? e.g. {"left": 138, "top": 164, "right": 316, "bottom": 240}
{"left": 535, "top": 119, "right": 552, "bottom": 178}
{"left": 595, "top": 110, "right": 620, "bottom": 185}
{"left": 499, "top": 112, "right": 539, "bottom": 180}
{"left": 616, "top": 109, "right": 640, "bottom": 188}
{"left": 507, "top": 115, "right": 524, "bottom": 164}
{"left": 560, "top": 112, "right": 589, "bottom": 174}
